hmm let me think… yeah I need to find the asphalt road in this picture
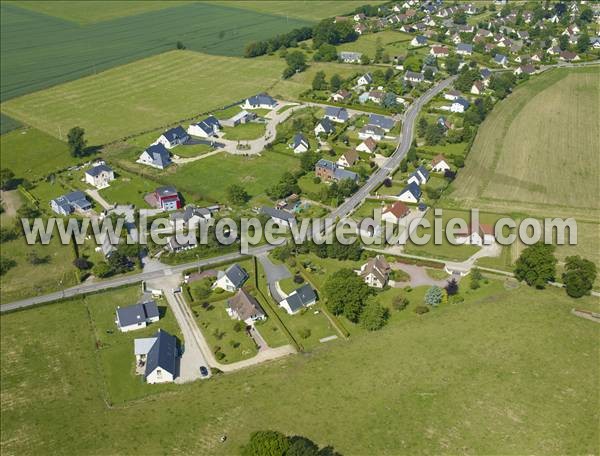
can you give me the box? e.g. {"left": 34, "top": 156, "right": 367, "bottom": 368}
{"left": 0, "top": 76, "right": 457, "bottom": 314}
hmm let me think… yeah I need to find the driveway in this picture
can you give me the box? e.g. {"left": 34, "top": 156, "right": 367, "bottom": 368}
{"left": 257, "top": 253, "right": 291, "bottom": 303}
{"left": 390, "top": 262, "right": 451, "bottom": 288}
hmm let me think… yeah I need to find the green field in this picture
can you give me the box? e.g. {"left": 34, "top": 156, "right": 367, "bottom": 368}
{"left": 449, "top": 67, "right": 600, "bottom": 220}
{"left": 1, "top": 278, "right": 598, "bottom": 454}
{"left": 222, "top": 122, "right": 266, "bottom": 141}
{"left": 337, "top": 30, "right": 413, "bottom": 56}
{"left": 0, "top": 127, "right": 80, "bottom": 181}
{"left": 0, "top": 2, "right": 310, "bottom": 101}
{"left": 2, "top": 51, "right": 285, "bottom": 145}
{"left": 0, "top": 113, "right": 21, "bottom": 135}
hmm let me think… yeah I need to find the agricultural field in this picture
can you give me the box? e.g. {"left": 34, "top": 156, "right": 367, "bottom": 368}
{"left": 0, "top": 2, "right": 309, "bottom": 100}
{"left": 2, "top": 51, "right": 286, "bottom": 145}
{"left": 448, "top": 66, "right": 600, "bottom": 221}
{"left": 0, "top": 113, "right": 21, "bottom": 135}
{"left": 337, "top": 30, "right": 413, "bottom": 56}
{"left": 1, "top": 279, "right": 598, "bottom": 455}
{"left": 0, "top": 127, "right": 81, "bottom": 182}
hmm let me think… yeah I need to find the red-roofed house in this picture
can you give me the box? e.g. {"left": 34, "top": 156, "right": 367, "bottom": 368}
{"left": 454, "top": 223, "right": 494, "bottom": 246}
{"left": 382, "top": 201, "right": 410, "bottom": 223}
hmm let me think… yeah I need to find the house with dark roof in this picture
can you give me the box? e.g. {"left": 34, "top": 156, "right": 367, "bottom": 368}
{"left": 242, "top": 93, "right": 277, "bottom": 109}
{"left": 456, "top": 43, "right": 473, "bottom": 55}
{"left": 514, "top": 64, "right": 536, "bottom": 76}
{"left": 315, "top": 159, "right": 358, "bottom": 183}
{"left": 471, "top": 80, "right": 485, "bottom": 95}
{"left": 290, "top": 133, "right": 309, "bottom": 153}
{"left": 357, "top": 255, "right": 390, "bottom": 288}
{"left": 398, "top": 182, "right": 422, "bottom": 203}
{"left": 170, "top": 205, "right": 213, "bottom": 228}
{"left": 150, "top": 186, "right": 181, "bottom": 211}
{"left": 324, "top": 106, "right": 349, "bottom": 123}
{"left": 411, "top": 35, "right": 428, "bottom": 47}
{"left": 260, "top": 206, "right": 296, "bottom": 228}
{"left": 227, "top": 289, "right": 266, "bottom": 325}
{"left": 450, "top": 97, "right": 470, "bottom": 113}
{"left": 85, "top": 164, "right": 114, "bottom": 189}
{"left": 213, "top": 264, "right": 249, "bottom": 292}
{"left": 493, "top": 53, "right": 508, "bottom": 67}
{"left": 359, "top": 124, "right": 385, "bottom": 141}
{"left": 357, "top": 72, "right": 373, "bottom": 86}
{"left": 116, "top": 301, "right": 160, "bottom": 332}
{"left": 280, "top": 284, "right": 317, "bottom": 315}
{"left": 407, "top": 166, "right": 429, "bottom": 186}
{"left": 138, "top": 143, "right": 172, "bottom": 169}
{"left": 331, "top": 89, "right": 351, "bottom": 102}
{"left": 187, "top": 116, "right": 221, "bottom": 137}
{"left": 339, "top": 51, "right": 363, "bottom": 63}
{"left": 368, "top": 114, "right": 396, "bottom": 132}
{"left": 167, "top": 235, "right": 198, "bottom": 253}
{"left": 50, "top": 191, "right": 92, "bottom": 215}
{"left": 136, "top": 329, "right": 178, "bottom": 384}
{"left": 314, "top": 117, "right": 334, "bottom": 136}
{"left": 404, "top": 70, "right": 425, "bottom": 84}
{"left": 154, "top": 126, "right": 189, "bottom": 149}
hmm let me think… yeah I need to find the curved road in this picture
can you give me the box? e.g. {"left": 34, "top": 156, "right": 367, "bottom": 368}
{"left": 1, "top": 76, "right": 456, "bottom": 313}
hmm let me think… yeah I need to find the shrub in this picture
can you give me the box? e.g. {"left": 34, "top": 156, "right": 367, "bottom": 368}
{"left": 233, "top": 321, "right": 244, "bottom": 332}
{"left": 216, "top": 351, "right": 226, "bottom": 361}
{"left": 293, "top": 274, "right": 304, "bottom": 284}
{"left": 392, "top": 296, "right": 409, "bottom": 311}
{"left": 298, "top": 328, "right": 311, "bottom": 339}
{"left": 449, "top": 294, "right": 464, "bottom": 304}
{"left": 414, "top": 305, "right": 430, "bottom": 315}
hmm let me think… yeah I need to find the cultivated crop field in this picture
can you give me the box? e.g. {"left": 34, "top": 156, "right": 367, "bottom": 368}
{"left": 449, "top": 67, "right": 600, "bottom": 220}
{"left": 1, "top": 281, "right": 598, "bottom": 454}
{"left": 2, "top": 51, "right": 286, "bottom": 145}
{"left": 0, "top": 2, "right": 309, "bottom": 100}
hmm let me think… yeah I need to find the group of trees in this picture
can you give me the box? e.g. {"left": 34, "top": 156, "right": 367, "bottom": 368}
{"left": 312, "top": 18, "right": 358, "bottom": 48}
{"left": 244, "top": 26, "right": 313, "bottom": 58}
{"left": 92, "top": 243, "right": 139, "bottom": 278}
{"left": 514, "top": 242, "right": 597, "bottom": 298}
{"left": 226, "top": 184, "right": 250, "bottom": 205}
{"left": 282, "top": 50, "right": 307, "bottom": 79}
{"left": 266, "top": 172, "right": 300, "bottom": 199}
{"left": 241, "top": 430, "right": 341, "bottom": 456}
{"left": 489, "top": 72, "right": 516, "bottom": 99}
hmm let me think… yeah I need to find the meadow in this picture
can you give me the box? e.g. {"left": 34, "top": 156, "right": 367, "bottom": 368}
{"left": 2, "top": 51, "right": 286, "bottom": 145}
{"left": 337, "top": 29, "right": 413, "bottom": 56}
{"left": 0, "top": 2, "right": 309, "bottom": 101}
{"left": 448, "top": 66, "right": 600, "bottom": 221}
{"left": 1, "top": 278, "right": 598, "bottom": 455}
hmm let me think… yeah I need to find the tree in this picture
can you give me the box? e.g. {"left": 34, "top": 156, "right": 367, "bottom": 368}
{"left": 384, "top": 67, "right": 394, "bottom": 82}
{"left": 562, "top": 256, "right": 597, "bottom": 298}
{"left": 392, "top": 295, "right": 410, "bottom": 311}
{"left": 226, "top": 184, "right": 250, "bottom": 205}
{"left": 0, "top": 256, "right": 16, "bottom": 276}
{"left": 92, "top": 261, "right": 112, "bottom": 278}
{"left": 176, "top": 41, "right": 186, "bottom": 50}
{"left": 425, "top": 123, "right": 444, "bottom": 145}
{"left": 0, "top": 168, "right": 16, "bottom": 190}
{"left": 417, "top": 118, "right": 428, "bottom": 137}
{"left": 0, "top": 226, "right": 18, "bottom": 243}
{"left": 241, "top": 430, "right": 290, "bottom": 456}
{"left": 445, "top": 55, "right": 460, "bottom": 75}
{"left": 313, "top": 43, "right": 338, "bottom": 62}
{"left": 360, "top": 53, "right": 371, "bottom": 65}
{"left": 283, "top": 50, "right": 307, "bottom": 78}
{"left": 399, "top": 158, "right": 408, "bottom": 173}
{"left": 324, "top": 268, "right": 372, "bottom": 322}
{"left": 330, "top": 73, "right": 342, "bottom": 91}
{"left": 17, "top": 204, "right": 41, "bottom": 219}
{"left": 361, "top": 300, "right": 389, "bottom": 330}
{"left": 559, "top": 34, "right": 569, "bottom": 51}
{"left": 514, "top": 242, "right": 557, "bottom": 289}
{"left": 423, "top": 67, "right": 434, "bottom": 81}
{"left": 312, "top": 70, "right": 327, "bottom": 90}
{"left": 576, "top": 32, "right": 590, "bottom": 53}
{"left": 579, "top": 7, "right": 593, "bottom": 23}
{"left": 445, "top": 278, "right": 459, "bottom": 296}
{"left": 67, "top": 127, "right": 87, "bottom": 157}
{"left": 470, "top": 268, "right": 483, "bottom": 289}
{"left": 424, "top": 285, "right": 443, "bottom": 306}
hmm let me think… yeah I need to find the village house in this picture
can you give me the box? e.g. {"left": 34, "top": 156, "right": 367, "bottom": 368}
{"left": 357, "top": 72, "right": 373, "bottom": 86}
{"left": 169, "top": 205, "right": 214, "bottom": 229}
{"left": 314, "top": 118, "right": 334, "bottom": 136}
{"left": 134, "top": 329, "right": 178, "bottom": 384}
{"left": 444, "top": 89, "right": 461, "bottom": 101}
{"left": 213, "top": 264, "right": 249, "bottom": 292}
{"left": 368, "top": 114, "right": 395, "bottom": 132}
{"left": 290, "top": 133, "right": 309, "bottom": 153}
{"left": 227, "top": 288, "right": 266, "bottom": 325}
{"left": 411, "top": 35, "right": 427, "bottom": 47}
{"left": 187, "top": 115, "right": 221, "bottom": 137}
{"left": 398, "top": 182, "right": 422, "bottom": 203}
{"left": 50, "top": 191, "right": 92, "bottom": 215}
{"left": 356, "top": 137, "right": 377, "bottom": 154}
{"left": 494, "top": 53, "right": 509, "bottom": 67}
{"left": 471, "top": 80, "right": 485, "bottom": 95}
{"left": 456, "top": 43, "right": 473, "bottom": 56}
{"left": 431, "top": 154, "right": 451, "bottom": 173}
{"left": 368, "top": 90, "right": 386, "bottom": 104}
{"left": 260, "top": 206, "right": 296, "bottom": 228}
{"left": 324, "top": 106, "right": 349, "bottom": 123}
{"left": 450, "top": 97, "right": 470, "bottom": 113}
{"left": 331, "top": 89, "right": 351, "bottom": 103}
{"left": 454, "top": 223, "right": 495, "bottom": 246}
{"left": 167, "top": 235, "right": 198, "bottom": 253}
{"left": 514, "top": 64, "right": 536, "bottom": 76}
{"left": 315, "top": 159, "right": 359, "bottom": 183}
{"left": 85, "top": 164, "right": 114, "bottom": 189}
{"left": 339, "top": 51, "right": 362, "bottom": 63}
{"left": 559, "top": 50, "right": 579, "bottom": 62}
{"left": 242, "top": 93, "right": 277, "bottom": 109}
{"left": 138, "top": 143, "right": 172, "bottom": 169}
{"left": 337, "top": 149, "right": 358, "bottom": 168}
{"left": 404, "top": 70, "right": 425, "bottom": 84}
{"left": 279, "top": 284, "right": 317, "bottom": 315}
{"left": 382, "top": 201, "right": 410, "bottom": 223}
{"left": 407, "top": 166, "right": 429, "bottom": 186}
{"left": 148, "top": 186, "right": 181, "bottom": 211}
{"left": 115, "top": 301, "right": 160, "bottom": 332}
{"left": 430, "top": 46, "right": 449, "bottom": 58}
{"left": 355, "top": 23, "right": 367, "bottom": 35}
{"left": 358, "top": 124, "right": 385, "bottom": 141}
{"left": 153, "top": 125, "right": 189, "bottom": 149}
{"left": 357, "top": 255, "right": 390, "bottom": 288}
{"left": 220, "top": 110, "right": 256, "bottom": 128}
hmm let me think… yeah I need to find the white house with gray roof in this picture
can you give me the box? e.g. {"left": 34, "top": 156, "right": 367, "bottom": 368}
{"left": 213, "top": 264, "right": 249, "bottom": 292}
{"left": 135, "top": 329, "right": 178, "bottom": 384}
{"left": 138, "top": 143, "right": 172, "bottom": 169}
{"left": 339, "top": 51, "right": 362, "bottom": 63}
{"left": 187, "top": 116, "right": 221, "bottom": 137}
{"left": 242, "top": 93, "right": 277, "bottom": 109}
{"left": 289, "top": 133, "right": 309, "bottom": 153}
{"left": 115, "top": 301, "right": 160, "bottom": 332}
{"left": 50, "top": 191, "right": 92, "bottom": 215}
{"left": 279, "top": 284, "right": 317, "bottom": 315}
{"left": 260, "top": 206, "right": 296, "bottom": 228}
{"left": 324, "top": 106, "right": 349, "bottom": 123}
{"left": 153, "top": 125, "right": 189, "bottom": 149}
{"left": 85, "top": 164, "right": 114, "bottom": 189}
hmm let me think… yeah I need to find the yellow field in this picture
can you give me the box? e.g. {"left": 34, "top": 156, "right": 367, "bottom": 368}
{"left": 1, "top": 51, "right": 285, "bottom": 145}
{"left": 449, "top": 66, "right": 600, "bottom": 220}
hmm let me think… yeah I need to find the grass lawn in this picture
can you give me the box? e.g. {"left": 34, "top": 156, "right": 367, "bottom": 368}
{"left": 449, "top": 66, "right": 600, "bottom": 220}
{"left": 352, "top": 199, "right": 386, "bottom": 219}
{"left": 425, "top": 267, "right": 450, "bottom": 280}
{"left": 419, "top": 141, "right": 468, "bottom": 158}
{"left": 0, "top": 127, "right": 81, "bottom": 181}
{"left": 168, "top": 148, "right": 300, "bottom": 203}
{"left": 222, "top": 122, "right": 266, "bottom": 141}
{"left": 84, "top": 286, "right": 182, "bottom": 404}
{"left": 2, "top": 276, "right": 598, "bottom": 454}
{"left": 2, "top": 51, "right": 286, "bottom": 144}
{"left": 337, "top": 30, "right": 413, "bottom": 56}
{"left": 172, "top": 143, "right": 214, "bottom": 158}
{"left": 99, "top": 169, "right": 157, "bottom": 208}
{"left": 0, "top": 113, "right": 21, "bottom": 135}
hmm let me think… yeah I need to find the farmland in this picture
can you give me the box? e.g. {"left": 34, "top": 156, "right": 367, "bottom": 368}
{"left": 0, "top": 2, "right": 309, "bottom": 101}
{"left": 2, "top": 51, "right": 286, "bottom": 145}
{"left": 337, "top": 30, "right": 413, "bottom": 56}
{"left": 1, "top": 280, "right": 598, "bottom": 454}
{"left": 448, "top": 66, "right": 600, "bottom": 220}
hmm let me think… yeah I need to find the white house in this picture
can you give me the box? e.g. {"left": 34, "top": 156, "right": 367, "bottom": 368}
{"left": 453, "top": 223, "right": 495, "bottom": 246}
{"left": 331, "top": 89, "right": 351, "bottom": 103}
{"left": 339, "top": 51, "right": 362, "bottom": 63}
{"left": 314, "top": 118, "right": 334, "bottom": 136}
{"left": 381, "top": 201, "right": 410, "bottom": 223}
{"left": 357, "top": 255, "right": 390, "bottom": 288}
{"left": 357, "top": 73, "right": 373, "bottom": 86}
{"left": 213, "top": 264, "right": 249, "bottom": 292}
{"left": 85, "top": 164, "right": 114, "bottom": 189}
{"left": 398, "top": 183, "right": 422, "bottom": 203}
{"left": 358, "top": 125, "right": 384, "bottom": 141}
{"left": 407, "top": 166, "right": 429, "bottom": 186}
{"left": 411, "top": 35, "right": 427, "bottom": 47}
{"left": 337, "top": 149, "right": 358, "bottom": 168}
{"left": 404, "top": 71, "right": 425, "bottom": 84}
{"left": 356, "top": 137, "right": 377, "bottom": 154}
{"left": 290, "top": 133, "right": 309, "bottom": 153}
{"left": 116, "top": 301, "right": 160, "bottom": 333}
{"left": 260, "top": 206, "right": 296, "bottom": 228}
{"left": 187, "top": 116, "right": 221, "bottom": 137}
{"left": 450, "top": 97, "right": 470, "bottom": 113}
{"left": 170, "top": 205, "right": 213, "bottom": 229}
{"left": 324, "top": 106, "right": 349, "bottom": 123}
{"left": 279, "top": 284, "right": 317, "bottom": 315}
{"left": 227, "top": 289, "right": 266, "bottom": 325}
{"left": 470, "top": 80, "right": 485, "bottom": 95}
{"left": 136, "top": 329, "right": 177, "bottom": 384}
{"left": 138, "top": 144, "right": 172, "bottom": 169}
{"left": 444, "top": 89, "right": 461, "bottom": 101}
{"left": 430, "top": 46, "right": 449, "bottom": 58}
{"left": 242, "top": 93, "right": 277, "bottom": 109}
{"left": 153, "top": 126, "right": 189, "bottom": 149}
{"left": 431, "top": 154, "right": 451, "bottom": 173}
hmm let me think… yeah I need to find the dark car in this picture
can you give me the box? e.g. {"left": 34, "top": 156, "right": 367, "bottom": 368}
{"left": 199, "top": 366, "right": 209, "bottom": 377}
